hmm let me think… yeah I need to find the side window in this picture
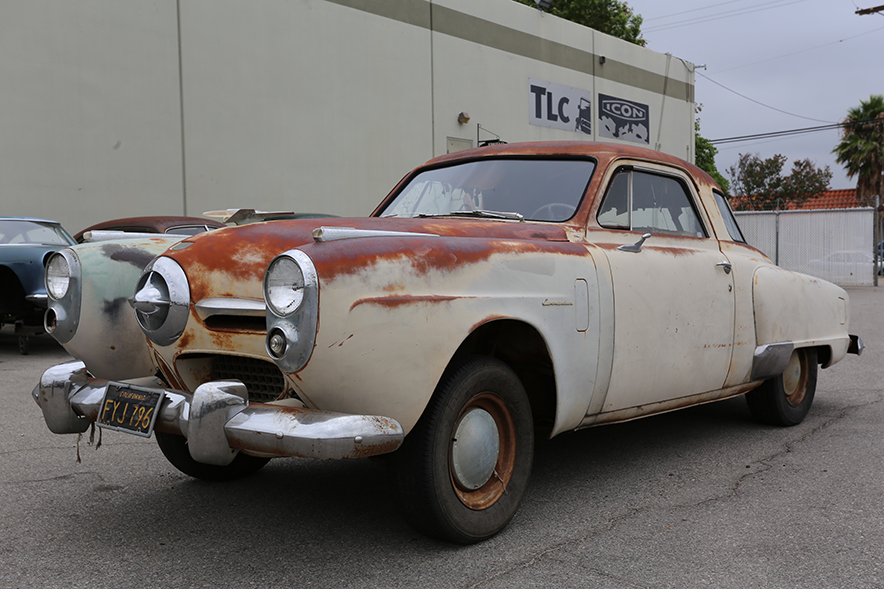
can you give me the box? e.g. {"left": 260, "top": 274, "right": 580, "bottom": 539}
{"left": 597, "top": 172, "right": 629, "bottom": 229}
{"left": 713, "top": 191, "right": 747, "bottom": 243}
{"left": 597, "top": 168, "right": 707, "bottom": 238}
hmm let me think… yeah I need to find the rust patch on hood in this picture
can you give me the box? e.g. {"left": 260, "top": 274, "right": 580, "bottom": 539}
{"left": 161, "top": 218, "right": 586, "bottom": 301}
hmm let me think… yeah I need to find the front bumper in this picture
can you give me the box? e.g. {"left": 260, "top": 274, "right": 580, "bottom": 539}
{"left": 32, "top": 361, "right": 404, "bottom": 465}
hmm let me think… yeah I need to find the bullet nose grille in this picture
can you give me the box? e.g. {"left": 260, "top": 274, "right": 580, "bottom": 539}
{"left": 211, "top": 356, "right": 285, "bottom": 403}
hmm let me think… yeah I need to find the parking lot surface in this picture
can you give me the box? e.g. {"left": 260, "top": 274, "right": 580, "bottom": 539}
{"left": 1, "top": 287, "right": 882, "bottom": 588}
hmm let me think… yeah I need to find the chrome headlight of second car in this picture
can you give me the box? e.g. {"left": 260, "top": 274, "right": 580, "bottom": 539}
{"left": 263, "top": 249, "right": 318, "bottom": 372}
{"left": 131, "top": 256, "right": 190, "bottom": 346}
{"left": 44, "top": 249, "right": 81, "bottom": 344}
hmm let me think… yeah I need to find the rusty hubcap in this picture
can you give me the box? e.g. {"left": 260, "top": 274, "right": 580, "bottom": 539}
{"left": 449, "top": 393, "right": 516, "bottom": 510}
{"left": 782, "top": 350, "right": 809, "bottom": 407}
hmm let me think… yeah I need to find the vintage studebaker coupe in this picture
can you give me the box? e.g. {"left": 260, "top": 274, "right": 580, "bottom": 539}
{"left": 34, "top": 142, "right": 862, "bottom": 543}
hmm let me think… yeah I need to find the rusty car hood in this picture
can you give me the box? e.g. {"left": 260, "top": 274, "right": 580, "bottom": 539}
{"left": 163, "top": 217, "right": 572, "bottom": 302}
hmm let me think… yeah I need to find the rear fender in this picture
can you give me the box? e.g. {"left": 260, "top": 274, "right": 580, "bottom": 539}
{"left": 752, "top": 266, "right": 850, "bottom": 370}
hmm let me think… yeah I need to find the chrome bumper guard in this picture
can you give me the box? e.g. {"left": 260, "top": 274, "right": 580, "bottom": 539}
{"left": 32, "top": 361, "right": 404, "bottom": 465}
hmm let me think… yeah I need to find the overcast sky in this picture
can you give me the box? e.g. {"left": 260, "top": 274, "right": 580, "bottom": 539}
{"left": 624, "top": 0, "right": 884, "bottom": 190}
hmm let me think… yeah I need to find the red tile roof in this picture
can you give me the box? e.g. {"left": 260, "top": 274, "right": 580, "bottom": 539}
{"left": 794, "top": 188, "right": 859, "bottom": 210}
{"left": 730, "top": 188, "right": 859, "bottom": 211}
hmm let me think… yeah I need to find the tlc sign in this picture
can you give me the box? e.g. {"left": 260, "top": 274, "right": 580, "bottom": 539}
{"left": 528, "top": 78, "right": 592, "bottom": 135}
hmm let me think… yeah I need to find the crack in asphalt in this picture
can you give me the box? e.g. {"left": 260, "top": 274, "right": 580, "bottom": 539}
{"left": 467, "top": 393, "right": 884, "bottom": 589}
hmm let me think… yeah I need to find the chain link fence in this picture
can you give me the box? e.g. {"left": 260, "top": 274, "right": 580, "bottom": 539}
{"left": 734, "top": 208, "right": 879, "bottom": 287}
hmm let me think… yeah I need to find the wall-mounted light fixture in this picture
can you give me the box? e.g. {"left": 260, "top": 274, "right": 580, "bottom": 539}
{"left": 457, "top": 112, "right": 470, "bottom": 124}
{"left": 599, "top": 56, "right": 606, "bottom": 65}
{"left": 535, "top": 0, "right": 553, "bottom": 9}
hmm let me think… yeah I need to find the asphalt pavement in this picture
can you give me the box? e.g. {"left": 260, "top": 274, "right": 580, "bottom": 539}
{"left": 1, "top": 288, "right": 881, "bottom": 589}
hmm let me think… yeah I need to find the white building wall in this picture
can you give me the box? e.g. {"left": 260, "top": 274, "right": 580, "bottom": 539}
{"left": 0, "top": 1, "right": 184, "bottom": 231}
{"left": 0, "top": 0, "right": 695, "bottom": 233}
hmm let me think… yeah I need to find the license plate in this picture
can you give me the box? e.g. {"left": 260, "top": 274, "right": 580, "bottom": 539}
{"left": 97, "top": 383, "right": 164, "bottom": 437}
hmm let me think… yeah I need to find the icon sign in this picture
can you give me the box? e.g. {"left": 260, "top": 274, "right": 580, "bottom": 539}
{"left": 598, "top": 93, "right": 649, "bottom": 144}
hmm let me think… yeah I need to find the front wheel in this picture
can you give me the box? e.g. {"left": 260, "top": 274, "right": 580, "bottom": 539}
{"left": 746, "top": 348, "right": 818, "bottom": 426}
{"left": 391, "top": 356, "right": 534, "bottom": 544}
{"left": 155, "top": 431, "right": 271, "bottom": 481}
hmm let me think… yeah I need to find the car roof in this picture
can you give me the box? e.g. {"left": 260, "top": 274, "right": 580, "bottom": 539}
{"left": 0, "top": 216, "right": 64, "bottom": 225}
{"left": 74, "top": 215, "right": 226, "bottom": 241}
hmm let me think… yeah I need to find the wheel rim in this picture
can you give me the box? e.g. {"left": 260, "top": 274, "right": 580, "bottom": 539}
{"left": 782, "top": 349, "right": 809, "bottom": 407}
{"left": 451, "top": 408, "right": 499, "bottom": 491}
{"left": 449, "top": 393, "right": 516, "bottom": 510}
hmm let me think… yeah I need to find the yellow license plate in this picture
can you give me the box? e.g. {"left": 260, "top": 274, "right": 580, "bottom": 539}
{"left": 97, "top": 383, "right": 163, "bottom": 437}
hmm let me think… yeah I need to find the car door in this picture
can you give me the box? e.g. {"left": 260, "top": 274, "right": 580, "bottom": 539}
{"left": 591, "top": 165, "right": 735, "bottom": 413}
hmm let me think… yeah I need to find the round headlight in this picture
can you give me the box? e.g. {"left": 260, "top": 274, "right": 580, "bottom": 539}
{"left": 265, "top": 256, "right": 305, "bottom": 316}
{"left": 46, "top": 253, "right": 71, "bottom": 300}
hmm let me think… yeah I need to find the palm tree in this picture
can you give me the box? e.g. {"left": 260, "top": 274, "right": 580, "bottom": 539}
{"left": 833, "top": 95, "right": 884, "bottom": 207}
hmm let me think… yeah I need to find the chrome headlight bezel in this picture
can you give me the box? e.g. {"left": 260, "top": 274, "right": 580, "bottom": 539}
{"left": 132, "top": 256, "right": 190, "bottom": 346}
{"left": 43, "top": 249, "right": 81, "bottom": 344}
{"left": 263, "top": 249, "right": 319, "bottom": 372}
{"left": 45, "top": 252, "right": 72, "bottom": 300}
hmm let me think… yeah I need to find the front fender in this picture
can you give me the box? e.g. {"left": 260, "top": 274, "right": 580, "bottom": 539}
{"left": 47, "top": 236, "right": 181, "bottom": 380}
{"left": 289, "top": 240, "right": 602, "bottom": 436}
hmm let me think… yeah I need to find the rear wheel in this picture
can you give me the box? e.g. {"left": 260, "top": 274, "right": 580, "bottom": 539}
{"left": 155, "top": 431, "right": 270, "bottom": 481}
{"left": 392, "top": 356, "right": 534, "bottom": 543}
{"left": 746, "top": 348, "right": 818, "bottom": 426}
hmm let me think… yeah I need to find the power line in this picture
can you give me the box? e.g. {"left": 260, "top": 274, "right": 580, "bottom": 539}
{"left": 712, "top": 24, "right": 884, "bottom": 73}
{"left": 644, "top": 0, "right": 809, "bottom": 32}
{"left": 710, "top": 123, "right": 843, "bottom": 145}
{"left": 709, "top": 117, "right": 882, "bottom": 145}
{"left": 697, "top": 72, "right": 835, "bottom": 123}
{"left": 643, "top": 0, "right": 753, "bottom": 22}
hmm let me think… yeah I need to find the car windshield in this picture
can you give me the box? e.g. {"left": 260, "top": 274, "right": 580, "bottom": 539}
{"left": 0, "top": 220, "right": 74, "bottom": 246}
{"left": 379, "top": 158, "right": 596, "bottom": 222}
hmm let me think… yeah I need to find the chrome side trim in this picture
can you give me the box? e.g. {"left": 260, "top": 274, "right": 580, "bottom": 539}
{"left": 33, "top": 362, "right": 404, "bottom": 461}
{"left": 312, "top": 226, "right": 439, "bottom": 242}
{"left": 83, "top": 230, "right": 183, "bottom": 242}
{"left": 195, "top": 298, "right": 266, "bottom": 320}
{"left": 25, "top": 293, "right": 49, "bottom": 306}
{"left": 750, "top": 341, "right": 794, "bottom": 381}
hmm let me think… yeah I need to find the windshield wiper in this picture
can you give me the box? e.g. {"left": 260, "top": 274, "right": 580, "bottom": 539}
{"left": 392, "top": 210, "right": 525, "bottom": 221}
{"left": 447, "top": 210, "right": 525, "bottom": 222}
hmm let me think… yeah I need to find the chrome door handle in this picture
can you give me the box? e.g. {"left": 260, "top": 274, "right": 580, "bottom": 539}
{"left": 716, "top": 261, "right": 732, "bottom": 274}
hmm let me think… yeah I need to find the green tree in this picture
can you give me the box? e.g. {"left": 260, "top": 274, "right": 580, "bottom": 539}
{"left": 694, "top": 107, "right": 729, "bottom": 193}
{"left": 727, "top": 153, "right": 832, "bottom": 211}
{"left": 833, "top": 95, "right": 884, "bottom": 207}
{"left": 513, "top": 0, "right": 645, "bottom": 46}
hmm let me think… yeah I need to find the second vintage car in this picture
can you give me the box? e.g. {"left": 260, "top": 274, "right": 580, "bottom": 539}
{"left": 34, "top": 142, "right": 862, "bottom": 543}
{"left": 1, "top": 216, "right": 77, "bottom": 354}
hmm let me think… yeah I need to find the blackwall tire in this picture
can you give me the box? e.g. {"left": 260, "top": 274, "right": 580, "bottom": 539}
{"left": 392, "top": 355, "right": 534, "bottom": 544}
{"left": 155, "top": 431, "right": 271, "bottom": 481}
{"left": 746, "top": 348, "right": 818, "bottom": 427}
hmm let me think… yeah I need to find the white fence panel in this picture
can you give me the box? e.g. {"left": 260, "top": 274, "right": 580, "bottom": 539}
{"left": 734, "top": 208, "right": 878, "bottom": 287}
